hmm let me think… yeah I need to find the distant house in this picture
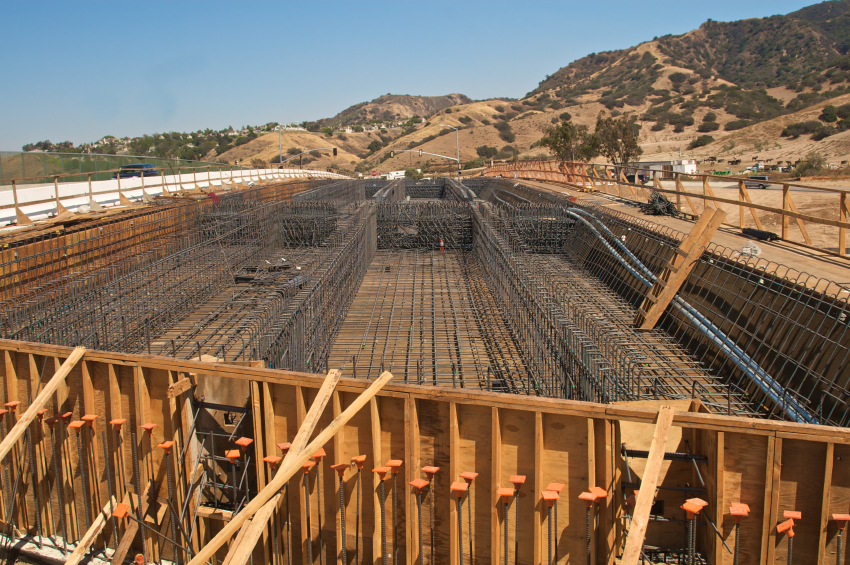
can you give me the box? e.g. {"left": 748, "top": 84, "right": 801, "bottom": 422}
{"left": 634, "top": 159, "right": 698, "bottom": 179}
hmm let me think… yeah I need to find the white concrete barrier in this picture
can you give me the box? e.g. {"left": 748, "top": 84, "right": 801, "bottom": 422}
{"left": 1, "top": 167, "right": 349, "bottom": 225}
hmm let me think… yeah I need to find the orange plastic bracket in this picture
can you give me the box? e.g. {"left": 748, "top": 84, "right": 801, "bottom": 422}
{"left": 264, "top": 455, "right": 283, "bottom": 469}
{"left": 410, "top": 478, "right": 429, "bottom": 493}
{"left": 497, "top": 487, "right": 514, "bottom": 503}
{"left": 386, "top": 460, "right": 403, "bottom": 474}
{"left": 330, "top": 463, "right": 349, "bottom": 478}
{"left": 373, "top": 467, "right": 390, "bottom": 481}
{"left": 351, "top": 455, "right": 367, "bottom": 469}
{"left": 82, "top": 414, "right": 98, "bottom": 427}
{"left": 225, "top": 449, "right": 240, "bottom": 464}
{"left": 450, "top": 481, "right": 468, "bottom": 496}
{"left": 277, "top": 442, "right": 292, "bottom": 455}
{"left": 235, "top": 437, "right": 253, "bottom": 451}
{"left": 157, "top": 441, "right": 175, "bottom": 454}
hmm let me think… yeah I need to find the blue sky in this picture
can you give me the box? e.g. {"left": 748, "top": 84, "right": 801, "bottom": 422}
{"left": 0, "top": 0, "right": 818, "bottom": 149}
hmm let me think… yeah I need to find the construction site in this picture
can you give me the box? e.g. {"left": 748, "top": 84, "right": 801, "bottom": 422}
{"left": 0, "top": 169, "right": 846, "bottom": 565}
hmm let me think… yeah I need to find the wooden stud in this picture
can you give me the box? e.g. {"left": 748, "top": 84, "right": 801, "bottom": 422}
{"left": 840, "top": 193, "right": 848, "bottom": 256}
{"left": 491, "top": 407, "right": 501, "bottom": 565}
{"left": 817, "top": 442, "right": 835, "bottom": 564}
{"left": 620, "top": 407, "right": 675, "bottom": 565}
{"left": 372, "top": 397, "right": 383, "bottom": 565}
{"left": 762, "top": 437, "right": 782, "bottom": 565}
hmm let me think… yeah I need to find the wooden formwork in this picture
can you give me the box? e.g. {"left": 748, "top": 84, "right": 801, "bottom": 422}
{"left": 0, "top": 339, "right": 847, "bottom": 565}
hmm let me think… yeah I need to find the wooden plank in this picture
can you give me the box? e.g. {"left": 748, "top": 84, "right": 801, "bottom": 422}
{"left": 762, "top": 437, "right": 781, "bottom": 565}
{"left": 110, "top": 485, "right": 151, "bottom": 565}
{"left": 491, "top": 407, "right": 501, "bottom": 565}
{"left": 840, "top": 193, "right": 848, "bottom": 256}
{"left": 785, "top": 193, "right": 813, "bottom": 244}
{"left": 533, "top": 411, "right": 542, "bottom": 565}
{"left": 372, "top": 396, "right": 383, "bottom": 565}
{"left": 0, "top": 347, "right": 85, "bottom": 462}
{"left": 738, "top": 183, "right": 765, "bottom": 230}
{"left": 222, "top": 519, "right": 254, "bottom": 565}
{"left": 449, "top": 402, "right": 459, "bottom": 565}
{"left": 636, "top": 208, "right": 726, "bottom": 329}
{"left": 224, "top": 495, "right": 282, "bottom": 565}
{"left": 166, "top": 377, "right": 193, "bottom": 399}
{"left": 818, "top": 443, "right": 835, "bottom": 564}
{"left": 619, "top": 407, "right": 675, "bottom": 565}
{"left": 64, "top": 495, "right": 117, "bottom": 565}
{"left": 186, "top": 370, "right": 390, "bottom": 565}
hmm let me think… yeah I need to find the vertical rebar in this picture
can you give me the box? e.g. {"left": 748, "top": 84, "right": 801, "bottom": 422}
{"left": 586, "top": 506, "right": 591, "bottom": 565}
{"left": 547, "top": 505, "right": 553, "bottom": 565}
{"left": 417, "top": 491, "right": 423, "bottom": 565}
{"left": 74, "top": 430, "right": 92, "bottom": 532}
{"left": 467, "top": 480, "right": 473, "bottom": 565}
{"left": 49, "top": 425, "right": 68, "bottom": 554}
{"left": 503, "top": 501, "right": 509, "bottom": 565}
{"left": 392, "top": 472, "right": 398, "bottom": 565}
{"left": 355, "top": 468, "right": 361, "bottom": 565}
{"left": 379, "top": 479, "right": 387, "bottom": 565}
{"left": 25, "top": 429, "right": 43, "bottom": 548}
{"left": 131, "top": 431, "right": 148, "bottom": 564}
{"left": 514, "top": 493, "right": 519, "bottom": 565}
{"left": 165, "top": 449, "right": 180, "bottom": 565}
{"left": 733, "top": 522, "right": 740, "bottom": 565}
{"left": 458, "top": 495, "right": 464, "bottom": 565}
{"left": 836, "top": 528, "right": 843, "bottom": 565}
{"left": 338, "top": 474, "right": 347, "bottom": 565}
{"left": 318, "top": 462, "right": 325, "bottom": 565}
{"left": 429, "top": 475, "right": 435, "bottom": 565}
{"left": 101, "top": 433, "right": 118, "bottom": 552}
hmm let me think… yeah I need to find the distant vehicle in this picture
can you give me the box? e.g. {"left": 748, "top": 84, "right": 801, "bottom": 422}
{"left": 113, "top": 163, "right": 158, "bottom": 179}
{"left": 744, "top": 175, "right": 771, "bottom": 189}
{"left": 626, "top": 173, "right": 649, "bottom": 184}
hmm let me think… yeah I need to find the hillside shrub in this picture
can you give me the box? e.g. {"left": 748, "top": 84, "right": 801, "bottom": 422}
{"left": 812, "top": 126, "right": 837, "bottom": 141}
{"left": 702, "top": 111, "right": 717, "bottom": 122}
{"left": 511, "top": 105, "right": 524, "bottom": 113}
{"left": 650, "top": 123, "right": 666, "bottom": 131}
{"left": 494, "top": 105, "right": 505, "bottom": 113}
{"left": 796, "top": 152, "right": 826, "bottom": 176}
{"left": 687, "top": 135, "right": 714, "bottom": 149}
{"left": 820, "top": 105, "right": 838, "bottom": 122}
{"left": 781, "top": 121, "right": 823, "bottom": 138}
{"left": 697, "top": 122, "right": 720, "bottom": 132}
{"left": 458, "top": 116, "right": 472, "bottom": 124}
{"left": 724, "top": 120, "right": 751, "bottom": 131}
{"left": 559, "top": 112, "right": 572, "bottom": 121}
{"left": 476, "top": 145, "right": 498, "bottom": 158}
{"left": 445, "top": 108, "right": 452, "bottom": 114}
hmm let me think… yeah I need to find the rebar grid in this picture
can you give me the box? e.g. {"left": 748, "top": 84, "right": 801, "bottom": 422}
{"left": 474, "top": 178, "right": 850, "bottom": 425}
{"left": 327, "top": 249, "right": 531, "bottom": 390}
{"left": 376, "top": 201, "right": 473, "bottom": 250}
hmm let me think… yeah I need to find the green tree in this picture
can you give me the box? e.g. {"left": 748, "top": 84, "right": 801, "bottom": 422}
{"left": 594, "top": 116, "right": 643, "bottom": 165}
{"left": 538, "top": 120, "right": 600, "bottom": 162}
{"left": 796, "top": 152, "right": 826, "bottom": 176}
{"left": 820, "top": 105, "right": 838, "bottom": 122}
{"left": 404, "top": 168, "right": 424, "bottom": 180}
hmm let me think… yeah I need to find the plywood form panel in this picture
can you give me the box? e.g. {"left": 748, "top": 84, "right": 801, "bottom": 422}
{"left": 774, "top": 439, "right": 827, "bottom": 565}
{"left": 417, "top": 399, "right": 451, "bottom": 565}
{"left": 499, "top": 409, "right": 536, "bottom": 565}
{"left": 721, "top": 432, "right": 768, "bottom": 565}
{"left": 825, "top": 443, "right": 850, "bottom": 565}
{"left": 540, "top": 413, "right": 590, "bottom": 565}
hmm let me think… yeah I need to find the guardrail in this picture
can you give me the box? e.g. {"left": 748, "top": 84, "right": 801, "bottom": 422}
{"left": 485, "top": 160, "right": 850, "bottom": 258}
{"left": 0, "top": 162, "right": 349, "bottom": 226}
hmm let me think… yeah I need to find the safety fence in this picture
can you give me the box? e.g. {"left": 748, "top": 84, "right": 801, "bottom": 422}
{"left": 484, "top": 160, "right": 850, "bottom": 258}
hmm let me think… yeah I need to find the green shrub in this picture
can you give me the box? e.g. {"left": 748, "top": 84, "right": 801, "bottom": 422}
{"left": 702, "top": 111, "right": 717, "bottom": 122}
{"left": 494, "top": 105, "right": 505, "bottom": 113}
{"left": 687, "top": 135, "right": 714, "bottom": 149}
{"left": 481, "top": 119, "right": 491, "bottom": 126}
{"left": 559, "top": 112, "right": 572, "bottom": 121}
{"left": 476, "top": 145, "right": 498, "bottom": 158}
{"left": 650, "top": 123, "right": 666, "bottom": 131}
{"left": 820, "top": 105, "right": 838, "bottom": 122}
{"left": 724, "top": 120, "right": 751, "bottom": 131}
{"left": 781, "top": 121, "right": 823, "bottom": 138}
{"left": 697, "top": 122, "right": 720, "bottom": 132}
{"left": 458, "top": 116, "right": 472, "bottom": 124}
{"left": 463, "top": 158, "right": 484, "bottom": 169}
